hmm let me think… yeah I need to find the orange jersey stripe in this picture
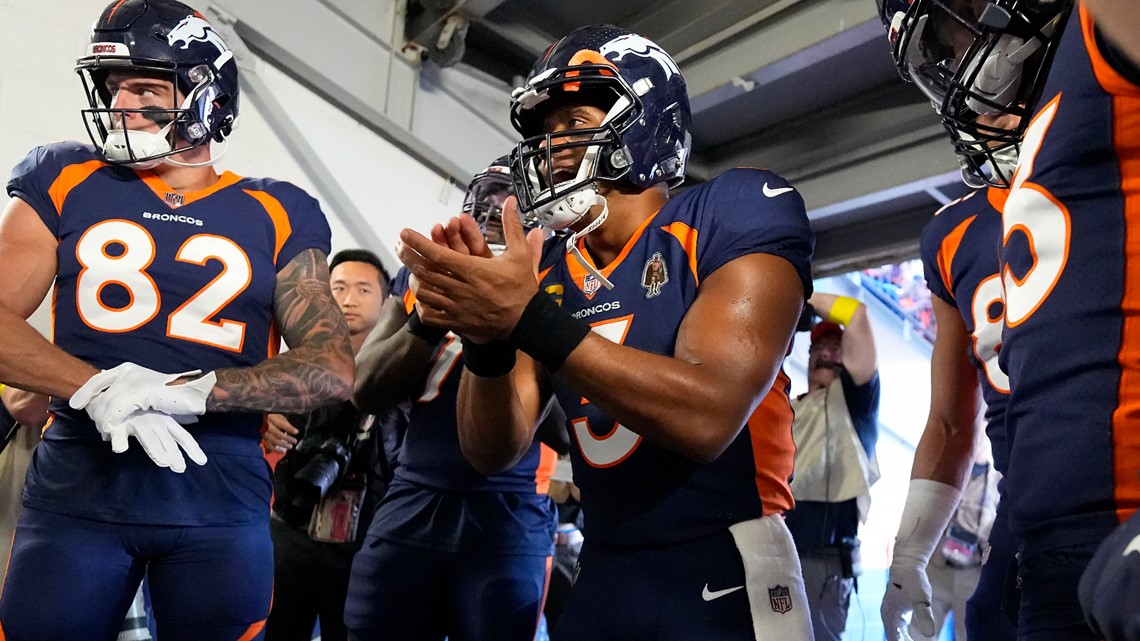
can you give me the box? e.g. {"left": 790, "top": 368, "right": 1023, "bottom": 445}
{"left": 660, "top": 221, "right": 700, "bottom": 286}
{"left": 565, "top": 209, "right": 662, "bottom": 293}
{"left": 936, "top": 215, "right": 977, "bottom": 297}
{"left": 747, "top": 369, "right": 796, "bottom": 514}
{"left": 534, "top": 444, "right": 558, "bottom": 494}
{"left": 403, "top": 288, "right": 416, "bottom": 315}
{"left": 243, "top": 189, "right": 293, "bottom": 265}
{"left": 47, "top": 160, "right": 107, "bottom": 215}
{"left": 235, "top": 618, "right": 267, "bottom": 641}
{"left": 1082, "top": 6, "right": 1140, "bottom": 522}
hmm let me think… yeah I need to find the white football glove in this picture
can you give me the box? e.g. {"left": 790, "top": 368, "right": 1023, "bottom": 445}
{"left": 104, "top": 409, "right": 208, "bottom": 473}
{"left": 882, "top": 560, "right": 935, "bottom": 641}
{"left": 881, "top": 479, "right": 962, "bottom": 641}
{"left": 71, "top": 362, "right": 216, "bottom": 433}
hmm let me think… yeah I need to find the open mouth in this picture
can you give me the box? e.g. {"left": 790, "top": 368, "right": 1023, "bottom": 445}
{"left": 552, "top": 168, "right": 576, "bottom": 183}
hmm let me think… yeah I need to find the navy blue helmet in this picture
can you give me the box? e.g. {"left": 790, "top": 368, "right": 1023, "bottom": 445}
{"left": 462, "top": 155, "right": 519, "bottom": 247}
{"left": 76, "top": 0, "right": 240, "bottom": 166}
{"left": 1079, "top": 509, "right": 1140, "bottom": 641}
{"left": 877, "top": 0, "right": 1070, "bottom": 186}
{"left": 508, "top": 25, "right": 691, "bottom": 228}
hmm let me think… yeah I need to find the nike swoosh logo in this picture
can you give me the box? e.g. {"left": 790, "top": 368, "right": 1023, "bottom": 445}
{"left": 702, "top": 584, "right": 745, "bottom": 601}
{"left": 1124, "top": 533, "right": 1140, "bottom": 557}
{"left": 763, "top": 183, "right": 794, "bottom": 198}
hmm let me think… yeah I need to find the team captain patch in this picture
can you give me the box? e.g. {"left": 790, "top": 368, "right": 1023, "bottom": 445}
{"left": 768, "top": 585, "right": 792, "bottom": 614}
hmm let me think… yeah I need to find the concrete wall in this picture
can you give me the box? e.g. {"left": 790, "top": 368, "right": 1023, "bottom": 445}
{"left": 0, "top": 0, "right": 469, "bottom": 334}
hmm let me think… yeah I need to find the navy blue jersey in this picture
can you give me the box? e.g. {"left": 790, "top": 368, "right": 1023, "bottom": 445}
{"left": 919, "top": 188, "right": 1010, "bottom": 474}
{"left": 537, "top": 167, "right": 815, "bottom": 546}
{"left": 996, "top": 5, "right": 1140, "bottom": 556}
{"left": 385, "top": 267, "right": 555, "bottom": 493}
{"left": 9, "top": 141, "right": 331, "bottom": 526}
{"left": 367, "top": 267, "right": 557, "bottom": 554}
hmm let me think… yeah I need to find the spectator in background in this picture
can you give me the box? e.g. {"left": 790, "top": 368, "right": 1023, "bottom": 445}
{"left": 785, "top": 292, "right": 881, "bottom": 641}
{"left": 264, "top": 249, "right": 397, "bottom": 641}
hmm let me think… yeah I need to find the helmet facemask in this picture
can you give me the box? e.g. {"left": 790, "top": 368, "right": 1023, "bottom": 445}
{"left": 463, "top": 169, "right": 514, "bottom": 248}
{"left": 78, "top": 53, "right": 233, "bottom": 169}
{"left": 509, "top": 69, "right": 641, "bottom": 231}
{"left": 888, "top": 0, "right": 1069, "bottom": 186}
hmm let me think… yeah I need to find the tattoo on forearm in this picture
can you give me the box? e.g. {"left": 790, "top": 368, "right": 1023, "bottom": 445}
{"left": 207, "top": 249, "right": 355, "bottom": 414}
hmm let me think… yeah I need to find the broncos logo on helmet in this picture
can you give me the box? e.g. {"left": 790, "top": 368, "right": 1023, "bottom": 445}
{"left": 167, "top": 15, "right": 230, "bottom": 56}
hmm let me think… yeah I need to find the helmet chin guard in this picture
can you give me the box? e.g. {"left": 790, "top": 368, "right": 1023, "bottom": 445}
{"left": 564, "top": 193, "right": 614, "bottom": 291}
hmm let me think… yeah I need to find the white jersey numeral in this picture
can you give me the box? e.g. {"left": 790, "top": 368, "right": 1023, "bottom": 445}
{"left": 1003, "top": 96, "right": 1069, "bottom": 328}
{"left": 418, "top": 335, "right": 461, "bottom": 403}
{"left": 168, "top": 235, "right": 252, "bottom": 352}
{"left": 573, "top": 315, "right": 643, "bottom": 467}
{"left": 971, "top": 274, "right": 1009, "bottom": 393}
{"left": 75, "top": 221, "right": 252, "bottom": 351}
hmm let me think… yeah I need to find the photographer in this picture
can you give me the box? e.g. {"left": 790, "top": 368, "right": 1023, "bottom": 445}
{"left": 265, "top": 249, "right": 399, "bottom": 641}
{"left": 785, "top": 292, "right": 881, "bottom": 641}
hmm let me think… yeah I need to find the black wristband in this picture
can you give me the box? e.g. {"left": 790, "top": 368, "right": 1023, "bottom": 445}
{"left": 510, "top": 290, "right": 591, "bottom": 372}
{"left": 405, "top": 312, "right": 448, "bottom": 344}
{"left": 461, "top": 338, "right": 516, "bottom": 377}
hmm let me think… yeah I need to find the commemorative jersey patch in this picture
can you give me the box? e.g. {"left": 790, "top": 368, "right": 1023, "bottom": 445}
{"left": 642, "top": 252, "right": 668, "bottom": 298}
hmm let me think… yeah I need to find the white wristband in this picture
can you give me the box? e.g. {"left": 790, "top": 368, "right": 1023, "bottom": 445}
{"left": 893, "top": 479, "right": 962, "bottom": 567}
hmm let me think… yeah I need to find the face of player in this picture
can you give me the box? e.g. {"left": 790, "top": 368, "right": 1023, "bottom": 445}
{"left": 539, "top": 100, "right": 608, "bottom": 188}
{"left": 104, "top": 70, "right": 181, "bottom": 135}
{"left": 808, "top": 336, "right": 843, "bottom": 389}
{"left": 330, "top": 261, "right": 386, "bottom": 340}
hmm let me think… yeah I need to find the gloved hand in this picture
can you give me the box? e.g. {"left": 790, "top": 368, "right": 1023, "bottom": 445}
{"left": 882, "top": 558, "right": 935, "bottom": 641}
{"left": 881, "top": 479, "right": 962, "bottom": 641}
{"left": 105, "top": 409, "right": 209, "bottom": 473}
{"left": 71, "top": 362, "right": 216, "bottom": 433}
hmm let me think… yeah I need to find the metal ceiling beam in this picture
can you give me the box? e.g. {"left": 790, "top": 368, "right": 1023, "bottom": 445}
{"left": 679, "top": 0, "right": 880, "bottom": 101}
{"left": 205, "top": 7, "right": 396, "bottom": 272}
{"left": 207, "top": 0, "right": 515, "bottom": 185}
{"left": 813, "top": 206, "right": 932, "bottom": 278}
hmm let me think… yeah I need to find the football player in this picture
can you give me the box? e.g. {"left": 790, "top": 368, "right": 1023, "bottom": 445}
{"left": 397, "top": 25, "right": 816, "bottom": 641}
{"left": 878, "top": 185, "right": 1017, "bottom": 641}
{"left": 881, "top": 0, "right": 1140, "bottom": 639}
{"left": 0, "top": 1, "right": 354, "bottom": 640}
{"left": 344, "top": 157, "right": 558, "bottom": 641}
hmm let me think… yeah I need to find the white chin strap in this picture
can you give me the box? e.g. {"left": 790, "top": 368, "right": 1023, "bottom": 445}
{"left": 565, "top": 193, "right": 614, "bottom": 291}
{"left": 104, "top": 125, "right": 175, "bottom": 169}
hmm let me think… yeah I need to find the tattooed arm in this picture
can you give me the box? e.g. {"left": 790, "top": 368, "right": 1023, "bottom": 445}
{"left": 206, "top": 248, "right": 355, "bottom": 414}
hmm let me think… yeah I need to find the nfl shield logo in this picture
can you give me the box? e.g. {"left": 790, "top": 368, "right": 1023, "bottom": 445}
{"left": 583, "top": 274, "right": 601, "bottom": 298}
{"left": 768, "top": 585, "right": 792, "bottom": 614}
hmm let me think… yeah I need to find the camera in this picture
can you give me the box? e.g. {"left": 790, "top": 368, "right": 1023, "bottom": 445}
{"left": 289, "top": 437, "right": 353, "bottom": 505}
{"left": 275, "top": 420, "right": 358, "bottom": 527}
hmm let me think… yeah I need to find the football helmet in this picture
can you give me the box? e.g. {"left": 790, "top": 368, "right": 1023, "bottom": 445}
{"left": 878, "top": 0, "right": 1071, "bottom": 186}
{"left": 508, "top": 25, "right": 691, "bottom": 230}
{"left": 463, "top": 156, "right": 515, "bottom": 247}
{"left": 76, "top": 0, "right": 240, "bottom": 168}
